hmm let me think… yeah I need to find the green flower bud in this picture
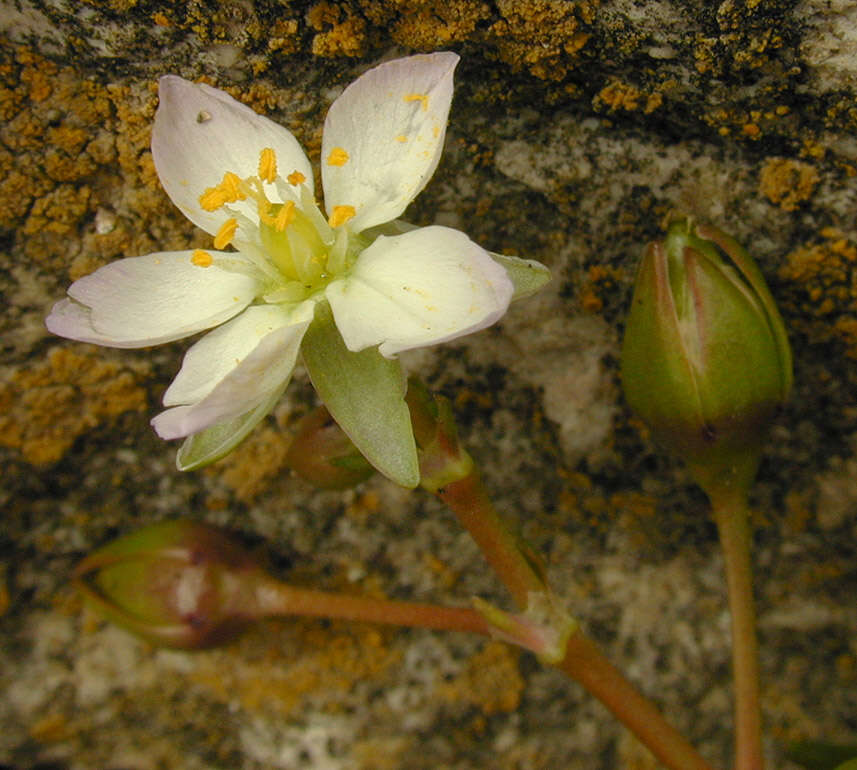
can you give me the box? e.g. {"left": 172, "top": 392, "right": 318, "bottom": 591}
{"left": 621, "top": 217, "right": 792, "bottom": 496}
{"left": 285, "top": 407, "right": 375, "bottom": 489}
{"left": 74, "top": 520, "right": 267, "bottom": 649}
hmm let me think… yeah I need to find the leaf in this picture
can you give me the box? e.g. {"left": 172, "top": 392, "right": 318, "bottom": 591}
{"left": 787, "top": 740, "right": 857, "bottom": 770}
{"left": 301, "top": 303, "right": 419, "bottom": 488}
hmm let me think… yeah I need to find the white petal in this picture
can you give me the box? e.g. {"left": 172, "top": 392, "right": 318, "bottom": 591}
{"left": 152, "top": 75, "right": 313, "bottom": 236}
{"left": 325, "top": 226, "right": 513, "bottom": 357}
{"left": 152, "top": 303, "right": 314, "bottom": 439}
{"left": 48, "top": 252, "right": 261, "bottom": 348}
{"left": 321, "top": 53, "right": 458, "bottom": 233}
{"left": 163, "top": 301, "right": 314, "bottom": 406}
{"left": 46, "top": 299, "right": 138, "bottom": 349}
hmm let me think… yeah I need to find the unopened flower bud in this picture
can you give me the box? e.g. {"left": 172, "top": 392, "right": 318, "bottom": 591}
{"left": 621, "top": 216, "right": 792, "bottom": 495}
{"left": 285, "top": 407, "right": 375, "bottom": 489}
{"left": 74, "top": 520, "right": 268, "bottom": 649}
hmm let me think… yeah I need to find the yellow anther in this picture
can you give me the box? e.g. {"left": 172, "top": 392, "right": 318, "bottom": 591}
{"left": 404, "top": 93, "right": 429, "bottom": 112}
{"left": 327, "top": 147, "right": 349, "bottom": 167}
{"left": 328, "top": 204, "right": 355, "bottom": 228}
{"left": 220, "top": 171, "right": 245, "bottom": 201}
{"left": 395, "top": 135, "right": 407, "bottom": 143}
{"left": 199, "top": 171, "right": 245, "bottom": 211}
{"left": 213, "top": 217, "right": 238, "bottom": 249}
{"left": 258, "top": 148, "right": 277, "bottom": 183}
{"left": 287, "top": 170, "right": 306, "bottom": 185}
{"left": 199, "top": 187, "right": 229, "bottom": 211}
{"left": 191, "top": 249, "right": 213, "bottom": 267}
{"left": 273, "top": 201, "right": 296, "bottom": 232}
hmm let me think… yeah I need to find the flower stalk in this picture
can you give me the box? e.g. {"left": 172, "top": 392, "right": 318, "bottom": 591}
{"left": 621, "top": 216, "right": 790, "bottom": 770}
{"left": 710, "top": 486, "right": 764, "bottom": 770}
{"left": 74, "top": 519, "right": 493, "bottom": 647}
{"left": 408, "top": 378, "right": 716, "bottom": 770}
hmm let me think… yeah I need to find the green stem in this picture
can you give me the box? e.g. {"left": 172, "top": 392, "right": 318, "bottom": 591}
{"left": 434, "top": 468, "right": 717, "bottom": 770}
{"left": 251, "top": 577, "right": 491, "bottom": 636}
{"left": 711, "top": 488, "right": 764, "bottom": 770}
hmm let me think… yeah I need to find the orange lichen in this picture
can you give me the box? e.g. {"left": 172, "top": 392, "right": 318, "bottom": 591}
{"left": 0, "top": 43, "right": 188, "bottom": 271}
{"left": 362, "top": 0, "right": 593, "bottom": 80}
{"left": 436, "top": 641, "right": 524, "bottom": 715}
{"left": 267, "top": 18, "right": 300, "bottom": 54}
{"left": 308, "top": 2, "right": 368, "bottom": 57}
{"left": 594, "top": 81, "right": 662, "bottom": 114}
{"left": 208, "top": 426, "right": 291, "bottom": 502}
{"left": 486, "top": 0, "right": 592, "bottom": 80}
{"left": 385, "top": 3, "right": 489, "bottom": 48}
{"left": 0, "top": 346, "right": 149, "bottom": 465}
{"left": 579, "top": 265, "right": 624, "bottom": 314}
{"left": 190, "top": 621, "right": 401, "bottom": 717}
{"left": 759, "top": 157, "right": 819, "bottom": 211}
{"left": 778, "top": 229, "right": 857, "bottom": 357}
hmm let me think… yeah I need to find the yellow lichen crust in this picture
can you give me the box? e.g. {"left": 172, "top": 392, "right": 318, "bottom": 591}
{"left": 436, "top": 641, "right": 524, "bottom": 715}
{"left": 778, "top": 229, "right": 857, "bottom": 357}
{"left": 308, "top": 1, "right": 368, "bottom": 57}
{"left": 593, "top": 81, "right": 663, "bottom": 114}
{"left": 0, "top": 43, "right": 196, "bottom": 273}
{"left": 0, "top": 347, "right": 149, "bottom": 465}
{"left": 207, "top": 426, "right": 291, "bottom": 503}
{"left": 188, "top": 621, "right": 401, "bottom": 717}
{"left": 359, "top": 0, "right": 593, "bottom": 80}
{"left": 759, "top": 157, "right": 819, "bottom": 211}
{"left": 578, "top": 265, "right": 624, "bottom": 314}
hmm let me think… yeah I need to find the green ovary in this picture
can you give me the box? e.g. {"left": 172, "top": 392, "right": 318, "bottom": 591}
{"left": 260, "top": 203, "right": 331, "bottom": 289}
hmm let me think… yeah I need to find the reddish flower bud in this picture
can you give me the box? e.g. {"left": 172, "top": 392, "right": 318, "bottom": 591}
{"left": 621, "top": 216, "right": 792, "bottom": 495}
{"left": 74, "top": 520, "right": 268, "bottom": 649}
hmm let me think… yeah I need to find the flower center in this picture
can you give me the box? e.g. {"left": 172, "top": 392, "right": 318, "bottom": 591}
{"left": 197, "top": 148, "right": 359, "bottom": 301}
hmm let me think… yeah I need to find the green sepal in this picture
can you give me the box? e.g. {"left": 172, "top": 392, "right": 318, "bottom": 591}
{"left": 301, "top": 303, "right": 419, "bottom": 488}
{"left": 489, "top": 252, "right": 552, "bottom": 300}
{"left": 787, "top": 739, "right": 857, "bottom": 770}
{"left": 175, "top": 387, "right": 285, "bottom": 471}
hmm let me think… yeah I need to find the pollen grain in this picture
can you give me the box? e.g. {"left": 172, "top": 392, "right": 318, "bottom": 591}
{"left": 327, "top": 147, "right": 349, "bottom": 166}
{"left": 191, "top": 249, "right": 213, "bottom": 267}
{"left": 404, "top": 93, "right": 429, "bottom": 112}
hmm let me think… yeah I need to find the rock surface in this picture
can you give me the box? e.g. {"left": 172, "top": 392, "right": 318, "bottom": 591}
{"left": 2, "top": 1, "right": 857, "bottom": 768}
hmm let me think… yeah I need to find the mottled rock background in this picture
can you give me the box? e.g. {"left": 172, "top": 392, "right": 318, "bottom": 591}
{"left": 2, "top": 1, "right": 856, "bottom": 768}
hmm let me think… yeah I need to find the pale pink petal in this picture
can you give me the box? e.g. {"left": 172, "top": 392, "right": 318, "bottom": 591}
{"left": 47, "top": 251, "right": 261, "bottom": 347}
{"left": 325, "top": 225, "right": 512, "bottom": 357}
{"left": 321, "top": 53, "right": 458, "bottom": 233}
{"left": 152, "top": 75, "right": 313, "bottom": 236}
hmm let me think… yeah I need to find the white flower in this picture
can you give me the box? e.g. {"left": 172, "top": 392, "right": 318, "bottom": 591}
{"left": 46, "top": 53, "right": 549, "bottom": 486}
